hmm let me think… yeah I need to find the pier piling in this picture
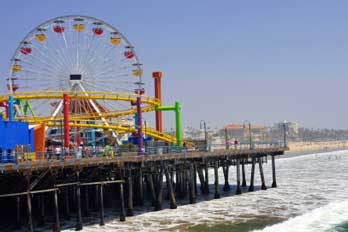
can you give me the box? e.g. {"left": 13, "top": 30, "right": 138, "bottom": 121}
{"left": 214, "top": 161, "right": 220, "bottom": 199}
{"left": 119, "top": 183, "right": 126, "bottom": 222}
{"left": 189, "top": 163, "right": 196, "bottom": 203}
{"left": 249, "top": 157, "right": 256, "bottom": 192}
{"left": 258, "top": 157, "right": 267, "bottom": 190}
{"left": 271, "top": 155, "right": 277, "bottom": 188}
{"left": 204, "top": 161, "right": 210, "bottom": 194}
{"left": 84, "top": 186, "right": 89, "bottom": 216}
{"left": 241, "top": 159, "right": 247, "bottom": 187}
{"left": 236, "top": 159, "right": 242, "bottom": 195}
{"left": 75, "top": 174, "right": 83, "bottom": 231}
{"left": 126, "top": 172, "right": 134, "bottom": 216}
{"left": 155, "top": 166, "right": 164, "bottom": 211}
{"left": 16, "top": 196, "right": 20, "bottom": 228}
{"left": 53, "top": 190, "right": 61, "bottom": 232}
{"left": 164, "top": 164, "right": 177, "bottom": 209}
{"left": 64, "top": 187, "right": 70, "bottom": 220}
{"left": 223, "top": 162, "right": 230, "bottom": 191}
{"left": 99, "top": 184, "right": 105, "bottom": 226}
{"left": 197, "top": 167, "right": 205, "bottom": 194}
{"left": 26, "top": 192, "right": 33, "bottom": 232}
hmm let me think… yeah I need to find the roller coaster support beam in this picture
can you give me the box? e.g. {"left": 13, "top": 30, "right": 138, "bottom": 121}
{"left": 77, "top": 121, "right": 81, "bottom": 146}
{"left": 155, "top": 101, "right": 182, "bottom": 146}
{"left": 132, "top": 96, "right": 144, "bottom": 154}
{"left": 8, "top": 96, "right": 14, "bottom": 121}
{"left": 153, "top": 71, "right": 163, "bottom": 132}
{"left": 63, "top": 93, "right": 71, "bottom": 159}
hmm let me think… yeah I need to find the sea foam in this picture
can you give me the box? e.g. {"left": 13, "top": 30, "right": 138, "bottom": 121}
{"left": 253, "top": 200, "right": 348, "bottom": 232}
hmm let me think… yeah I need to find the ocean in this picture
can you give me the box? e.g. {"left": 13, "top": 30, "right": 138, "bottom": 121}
{"left": 62, "top": 150, "right": 348, "bottom": 232}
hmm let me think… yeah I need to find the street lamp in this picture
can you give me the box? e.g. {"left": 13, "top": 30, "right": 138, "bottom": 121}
{"left": 200, "top": 120, "right": 208, "bottom": 151}
{"left": 283, "top": 121, "right": 288, "bottom": 148}
{"left": 243, "top": 120, "right": 252, "bottom": 149}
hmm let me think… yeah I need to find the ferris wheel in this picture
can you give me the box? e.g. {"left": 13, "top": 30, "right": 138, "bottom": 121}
{"left": 8, "top": 15, "right": 144, "bottom": 120}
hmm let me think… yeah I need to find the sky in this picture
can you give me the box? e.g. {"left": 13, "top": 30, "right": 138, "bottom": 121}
{"left": 1, "top": 0, "right": 348, "bottom": 130}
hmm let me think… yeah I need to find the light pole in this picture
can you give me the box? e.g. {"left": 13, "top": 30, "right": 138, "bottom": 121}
{"left": 200, "top": 120, "right": 207, "bottom": 151}
{"left": 283, "top": 121, "right": 288, "bottom": 148}
{"left": 243, "top": 120, "right": 252, "bottom": 149}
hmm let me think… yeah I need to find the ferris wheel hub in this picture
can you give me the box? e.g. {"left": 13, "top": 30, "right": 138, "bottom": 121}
{"left": 70, "top": 74, "right": 82, "bottom": 85}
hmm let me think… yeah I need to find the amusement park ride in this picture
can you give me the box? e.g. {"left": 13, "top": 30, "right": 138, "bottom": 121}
{"left": 0, "top": 15, "right": 183, "bottom": 156}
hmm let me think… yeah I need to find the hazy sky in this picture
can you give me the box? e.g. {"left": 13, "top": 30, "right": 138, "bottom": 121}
{"left": 1, "top": 0, "right": 348, "bottom": 130}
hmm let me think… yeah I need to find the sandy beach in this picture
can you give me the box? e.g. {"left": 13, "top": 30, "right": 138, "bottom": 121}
{"left": 287, "top": 140, "right": 348, "bottom": 153}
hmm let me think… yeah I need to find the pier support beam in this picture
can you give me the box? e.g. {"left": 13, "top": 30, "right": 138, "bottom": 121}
{"left": 155, "top": 166, "right": 164, "bottom": 211}
{"left": 137, "top": 169, "right": 144, "bottom": 205}
{"left": 214, "top": 161, "right": 220, "bottom": 199}
{"left": 223, "top": 162, "right": 230, "bottom": 191}
{"left": 16, "top": 196, "right": 21, "bottom": 228}
{"left": 38, "top": 195, "right": 45, "bottom": 225}
{"left": 204, "top": 161, "right": 210, "bottom": 194}
{"left": 236, "top": 159, "right": 242, "bottom": 195}
{"left": 126, "top": 172, "right": 134, "bottom": 216}
{"left": 164, "top": 165, "right": 177, "bottom": 209}
{"left": 84, "top": 187, "right": 89, "bottom": 216}
{"left": 197, "top": 166, "right": 205, "bottom": 194}
{"left": 148, "top": 174, "right": 156, "bottom": 207}
{"left": 271, "top": 155, "right": 277, "bottom": 188}
{"left": 241, "top": 159, "right": 247, "bottom": 187}
{"left": 119, "top": 183, "right": 126, "bottom": 222}
{"left": 258, "top": 157, "right": 267, "bottom": 190}
{"left": 26, "top": 193, "right": 33, "bottom": 232}
{"left": 64, "top": 187, "right": 70, "bottom": 220}
{"left": 193, "top": 164, "right": 198, "bottom": 195}
{"left": 99, "top": 184, "right": 105, "bottom": 226}
{"left": 76, "top": 174, "right": 83, "bottom": 231}
{"left": 249, "top": 157, "right": 256, "bottom": 192}
{"left": 53, "top": 190, "right": 60, "bottom": 232}
{"left": 189, "top": 163, "right": 196, "bottom": 203}
{"left": 95, "top": 185, "right": 99, "bottom": 211}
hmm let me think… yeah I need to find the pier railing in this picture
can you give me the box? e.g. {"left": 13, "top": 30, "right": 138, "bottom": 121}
{"left": 0, "top": 141, "right": 287, "bottom": 164}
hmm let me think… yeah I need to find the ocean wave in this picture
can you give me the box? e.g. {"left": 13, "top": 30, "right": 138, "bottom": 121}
{"left": 252, "top": 200, "right": 348, "bottom": 232}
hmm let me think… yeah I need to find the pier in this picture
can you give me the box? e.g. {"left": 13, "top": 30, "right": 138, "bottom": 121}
{"left": 0, "top": 145, "right": 285, "bottom": 231}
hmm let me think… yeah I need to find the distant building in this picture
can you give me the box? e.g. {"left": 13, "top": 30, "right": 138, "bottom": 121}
{"left": 273, "top": 121, "right": 299, "bottom": 135}
{"left": 223, "top": 123, "right": 268, "bottom": 141}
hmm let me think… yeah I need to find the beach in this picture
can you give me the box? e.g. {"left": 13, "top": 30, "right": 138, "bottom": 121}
{"left": 287, "top": 140, "right": 348, "bottom": 153}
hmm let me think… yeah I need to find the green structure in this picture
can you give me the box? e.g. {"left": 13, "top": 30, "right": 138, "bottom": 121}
{"left": 155, "top": 101, "right": 182, "bottom": 146}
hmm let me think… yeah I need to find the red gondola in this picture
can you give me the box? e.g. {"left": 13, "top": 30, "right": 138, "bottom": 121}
{"left": 53, "top": 25, "right": 64, "bottom": 33}
{"left": 7, "top": 84, "right": 19, "bottom": 92}
{"left": 20, "top": 47, "right": 32, "bottom": 55}
{"left": 134, "top": 89, "right": 145, "bottom": 95}
{"left": 124, "top": 51, "right": 135, "bottom": 59}
{"left": 92, "top": 28, "right": 104, "bottom": 35}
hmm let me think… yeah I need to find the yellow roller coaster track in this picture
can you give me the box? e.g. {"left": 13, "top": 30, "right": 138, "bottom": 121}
{"left": 0, "top": 91, "right": 177, "bottom": 143}
{"left": 46, "top": 121, "right": 177, "bottom": 143}
{"left": 0, "top": 90, "right": 160, "bottom": 105}
{"left": 0, "top": 91, "right": 160, "bottom": 122}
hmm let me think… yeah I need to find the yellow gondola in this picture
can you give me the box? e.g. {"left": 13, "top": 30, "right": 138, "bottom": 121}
{"left": 35, "top": 34, "right": 46, "bottom": 42}
{"left": 110, "top": 37, "right": 122, "bottom": 45}
{"left": 73, "top": 24, "right": 85, "bottom": 32}
{"left": 12, "top": 65, "right": 22, "bottom": 72}
{"left": 132, "top": 69, "right": 143, "bottom": 77}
